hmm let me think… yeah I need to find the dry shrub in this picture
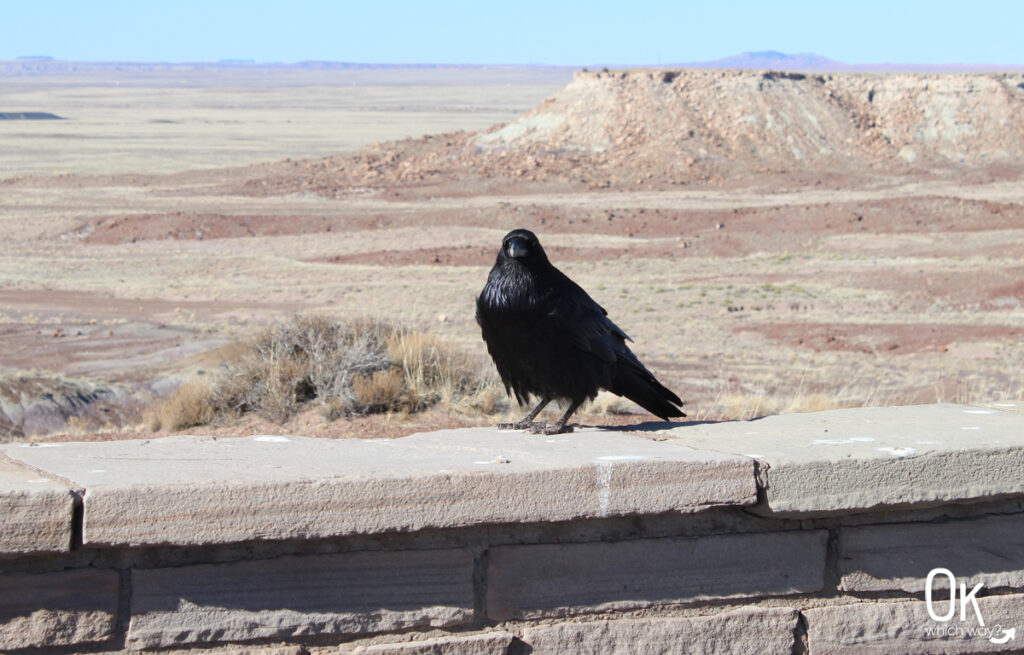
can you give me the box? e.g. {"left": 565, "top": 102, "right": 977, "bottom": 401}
{"left": 145, "top": 381, "right": 216, "bottom": 432}
{"left": 146, "top": 314, "right": 502, "bottom": 430}
{"left": 211, "top": 314, "right": 396, "bottom": 423}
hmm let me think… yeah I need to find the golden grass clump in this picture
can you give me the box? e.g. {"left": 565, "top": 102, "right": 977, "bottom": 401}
{"left": 352, "top": 368, "right": 408, "bottom": 413}
{"left": 386, "top": 329, "right": 500, "bottom": 414}
{"left": 144, "top": 381, "right": 216, "bottom": 432}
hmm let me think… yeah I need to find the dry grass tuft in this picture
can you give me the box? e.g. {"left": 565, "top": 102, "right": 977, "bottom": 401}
{"left": 352, "top": 368, "right": 408, "bottom": 413}
{"left": 144, "top": 381, "right": 216, "bottom": 432}
{"left": 708, "top": 391, "right": 845, "bottom": 421}
{"left": 145, "top": 314, "right": 504, "bottom": 430}
{"left": 585, "top": 391, "right": 639, "bottom": 416}
{"left": 387, "top": 330, "right": 501, "bottom": 415}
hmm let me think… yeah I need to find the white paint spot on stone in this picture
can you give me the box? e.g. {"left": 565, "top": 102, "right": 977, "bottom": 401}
{"left": 27, "top": 479, "right": 50, "bottom": 484}
{"left": 964, "top": 409, "right": 997, "bottom": 415}
{"left": 253, "top": 436, "right": 291, "bottom": 443}
{"left": 744, "top": 454, "right": 763, "bottom": 458}
{"left": 962, "top": 426, "right": 981, "bottom": 430}
{"left": 876, "top": 446, "right": 917, "bottom": 458}
{"left": 812, "top": 437, "right": 877, "bottom": 445}
{"left": 995, "top": 403, "right": 1017, "bottom": 407}
{"left": 595, "top": 455, "right": 648, "bottom": 461}
{"left": 596, "top": 461, "right": 613, "bottom": 518}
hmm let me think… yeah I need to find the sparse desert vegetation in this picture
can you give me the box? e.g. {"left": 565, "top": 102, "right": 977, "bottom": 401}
{"left": 144, "top": 314, "right": 502, "bottom": 432}
{"left": 2, "top": 66, "right": 1023, "bottom": 440}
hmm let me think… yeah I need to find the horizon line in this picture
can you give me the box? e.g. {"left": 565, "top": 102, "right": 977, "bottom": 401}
{"left": 4, "top": 56, "right": 1024, "bottom": 71}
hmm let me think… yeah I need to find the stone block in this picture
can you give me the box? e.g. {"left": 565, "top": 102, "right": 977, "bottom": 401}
{"left": 805, "top": 594, "right": 1024, "bottom": 654}
{"left": 0, "top": 569, "right": 118, "bottom": 649}
{"left": 668, "top": 404, "right": 1024, "bottom": 516}
{"left": 127, "top": 548, "right": 474, "bottom": 649}
{"left": 0, "top": 454, "right": 74, "bottom": 553}
{"left": 346, "top": 632, "right": 514, "bottom": 654}
{"left": 167, "top": 648, "right": 304, "bottom": 655}
{"left": 1, "top": 429, "right": 755, "bottom": 547}
{"left": 214, "top": 648, "right": 304, "bottom": 655}
{"left": 486, "top": 530, "right": 826, "bottom": 620}
{"left": 520, "top": 607, "right": 799, "bottom": 655}
{"left": 840, "top": 514, "right": 1024, "bottom": 592}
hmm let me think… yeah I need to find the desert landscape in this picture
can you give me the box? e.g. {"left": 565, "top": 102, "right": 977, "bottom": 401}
{"left": 2, "top": 63, "right": 1024, "bottom": 440}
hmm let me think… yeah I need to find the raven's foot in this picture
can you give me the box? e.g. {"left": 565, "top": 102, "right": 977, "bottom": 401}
{"left": 496, "top": 420, "right": 537, "bottom": 430}
{"left": 528, "top": 422, "right": 575, "bottom": 435}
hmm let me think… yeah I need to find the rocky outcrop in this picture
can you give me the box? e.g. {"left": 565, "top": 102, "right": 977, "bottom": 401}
{"left": 252, "top": 68, "right": 1024, "bottom": 196}
{"left": 0, "top": 373, "right": 134, "bottom": 439}
{"left": 479, "top": 69, "right": 1024, "bottom": 172}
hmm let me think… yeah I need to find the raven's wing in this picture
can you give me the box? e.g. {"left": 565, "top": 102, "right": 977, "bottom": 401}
{"left": 541, "top": 268, "right": 685, "bottom": 419}
{"left": 540, "top": 269, "right": 633, "bottom": 363}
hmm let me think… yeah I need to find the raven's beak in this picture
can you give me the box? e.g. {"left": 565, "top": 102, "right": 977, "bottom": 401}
{"left": 506, "top": 239, "right": 528, "bottom": 259}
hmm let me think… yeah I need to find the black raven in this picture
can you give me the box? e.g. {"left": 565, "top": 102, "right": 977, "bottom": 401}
{"left": 476, "top": 228, "right": 685, "bottom": 434}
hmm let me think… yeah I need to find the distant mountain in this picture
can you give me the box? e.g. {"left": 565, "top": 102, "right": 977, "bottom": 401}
{"left": 676, "top": 51, "right": 1023, "bottom": 73}
{"left": 1, "top": 54, "right": 1019, "bottom": 76}
{"left": 687, "top": 50, "right": 847, "bottom": 71}
{"left": 0, "top": 112, "right": 63, "bottom": 120}
{"left": 0, "top": 59, "right": 578, "bottom": 78}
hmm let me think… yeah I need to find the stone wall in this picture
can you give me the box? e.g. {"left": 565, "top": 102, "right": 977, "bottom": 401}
{"left": 2, "top": 403, "right": 1024, "bottom": 654}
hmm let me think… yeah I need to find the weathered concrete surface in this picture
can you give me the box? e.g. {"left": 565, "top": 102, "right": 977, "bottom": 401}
{"left": 345, "top": 632, "right": 515, "bottom": 654}
{"left": 668, "top": 404, "right": 1024, "bottom": 516}
{"left": 841, "top": 514, "right": 1024, "bottom": 592}
{"left": 486, "top": 530, "right": 826, "bottom": 620}
{"left": 0, "top": 569, "right": 118, "bottom": 649}
{"left": 0, "top": 453, "right": 74, "bottom": 553}
{"left": 0, "top": 428, "right": 755, "bottom": 547}
{"left": 127, "top": 548, "right": 474, "bottom": 648}
{"left": 805, "top": 595, "right": 1024, "bottom": 654}
{"left": 520, "top": 607, "right": 800, "bottom": 655}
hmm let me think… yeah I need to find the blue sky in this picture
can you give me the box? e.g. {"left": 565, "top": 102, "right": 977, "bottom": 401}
{"left": 4, "top": 1, "right": 1023, "bottom": 66}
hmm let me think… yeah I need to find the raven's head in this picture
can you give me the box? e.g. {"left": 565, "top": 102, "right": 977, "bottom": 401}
{"left": 497, "top": 229, "right": 550, "bottom": 269}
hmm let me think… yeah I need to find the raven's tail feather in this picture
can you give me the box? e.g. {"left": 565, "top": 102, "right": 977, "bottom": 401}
{"left": 610, "top": 365, "right": 686, "bottom": 420}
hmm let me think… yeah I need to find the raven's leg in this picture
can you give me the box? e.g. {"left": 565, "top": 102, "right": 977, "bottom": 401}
{"left": 530, "top": 398, "right": 583, "bottom": 435}
{"left": 497, "top": 396, "right": 551, "bottom": 430}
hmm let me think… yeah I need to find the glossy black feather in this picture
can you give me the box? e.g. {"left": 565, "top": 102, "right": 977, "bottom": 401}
{"left": 476, "top": 229, "right": 685, "bottom": 424}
